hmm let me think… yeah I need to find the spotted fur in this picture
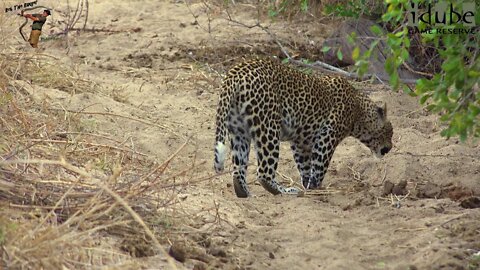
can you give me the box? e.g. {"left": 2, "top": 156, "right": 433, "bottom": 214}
{"left": 214, "top": 58, "right": 393, "bottom": 198}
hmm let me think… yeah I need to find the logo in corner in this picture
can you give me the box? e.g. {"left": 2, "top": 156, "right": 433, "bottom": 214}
{"left": 407, "top": 1, "right": 476, "bottom": 34}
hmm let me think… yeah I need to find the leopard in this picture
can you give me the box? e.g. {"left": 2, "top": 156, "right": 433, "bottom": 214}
{"left": 213, "top": 58, "right": 393, "bottom": 198}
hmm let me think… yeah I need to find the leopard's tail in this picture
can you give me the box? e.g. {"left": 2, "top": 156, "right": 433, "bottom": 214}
{"left": 214, "top": 82, "right": 232, "bottom": 173}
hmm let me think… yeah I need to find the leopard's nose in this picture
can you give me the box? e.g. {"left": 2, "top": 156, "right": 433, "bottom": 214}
{"left": 380, "top": 146, "right": 391, "bottom": 155}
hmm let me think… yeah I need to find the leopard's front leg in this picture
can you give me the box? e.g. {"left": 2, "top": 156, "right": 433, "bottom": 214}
{"left": 307, "top": 125, "right": 340, "bottom": 189}
{"left": 290, "top": 140, "right": 312, "bottom": 189}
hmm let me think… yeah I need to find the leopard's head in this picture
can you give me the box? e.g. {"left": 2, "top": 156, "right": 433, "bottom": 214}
{"left": 353, "top": 102, "right": 393, "bottom": 158}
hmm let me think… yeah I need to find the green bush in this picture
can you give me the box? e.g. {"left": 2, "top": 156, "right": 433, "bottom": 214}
{"left": 373, "top": 0, "right": 480, "bottom": 141}
{"left": 267, "top": 0, "right": 310, "bottom": 17}
{"left": 324, "top": 0, "right": 374, "bottom": 18}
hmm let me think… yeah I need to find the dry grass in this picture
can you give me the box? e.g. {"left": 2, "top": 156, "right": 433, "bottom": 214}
{"left": 0, "top": 19, "right": 196, "bottom": 268}
{"left": 0, "top": 67, "right": 189, "bottom": 268}
{"left": 2, "top": 52, "right": 95, "bottom": 94}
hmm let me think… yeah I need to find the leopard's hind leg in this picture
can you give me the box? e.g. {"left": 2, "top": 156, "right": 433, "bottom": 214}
{"left": 230, "top": 133, "right": 251, "bottom": 198}
{"left": 252, "top": 117, "right": 301, "bottom": 195}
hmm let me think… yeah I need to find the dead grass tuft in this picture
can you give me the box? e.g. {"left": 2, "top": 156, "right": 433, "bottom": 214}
{"left": 0, "top": 92, "right": 184, "bottom": 269}
{"left": 0, "top": 42, "right": 192, "bottom": 270}
{"left": 2, "top": 52, "right": 95, "bottom": 94}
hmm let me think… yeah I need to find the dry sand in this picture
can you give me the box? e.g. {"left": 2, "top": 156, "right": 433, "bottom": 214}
{"left": 2, "top": 0, "right": 479, "bottom": 269}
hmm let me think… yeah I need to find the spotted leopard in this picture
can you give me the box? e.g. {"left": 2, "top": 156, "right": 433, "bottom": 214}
{"left": 214, "top": 58, "right": 393, "bottom": 198}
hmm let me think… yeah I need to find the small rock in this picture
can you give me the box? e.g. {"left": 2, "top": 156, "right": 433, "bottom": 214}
{"left": 179, "top": 22, "right": 187, "bottom": 28}
{"left": 383, "top": 180, "right": 394, "bottom": 196}
{"left": 393, "top": 201, "right": 401, "bottom": 208}
{"left": 418, "top": 182, "right": 442, "bottom": 198}
{"left": 460, "top": 197, "right": 480, "bottom": 209}
{"left": 447, "top": 186, "right": 472, "bottom": 201}
{"left": 342, "top": 204, "right": 352, "bottom": 211}
{"left": 269, "top": 252, "right": 275, "bottom": 259}
{"left": 396, "top": 180, "right": 407, "bottom": 189}
{"left": 392, "top": 180, "right": 408, "bottom": 196}
{"left": 208, "top": 247, "right": 227, "bottom": 257}
{"left": 169, "top": 242, "right": 186, "bottom": 262}
{"left": 193, "top": 262, "right": 207, "bottom": 270}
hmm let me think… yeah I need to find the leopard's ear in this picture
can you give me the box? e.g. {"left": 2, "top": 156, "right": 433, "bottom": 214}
{"left": 376, "top": 102, "right": 387, "bottom": 125}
